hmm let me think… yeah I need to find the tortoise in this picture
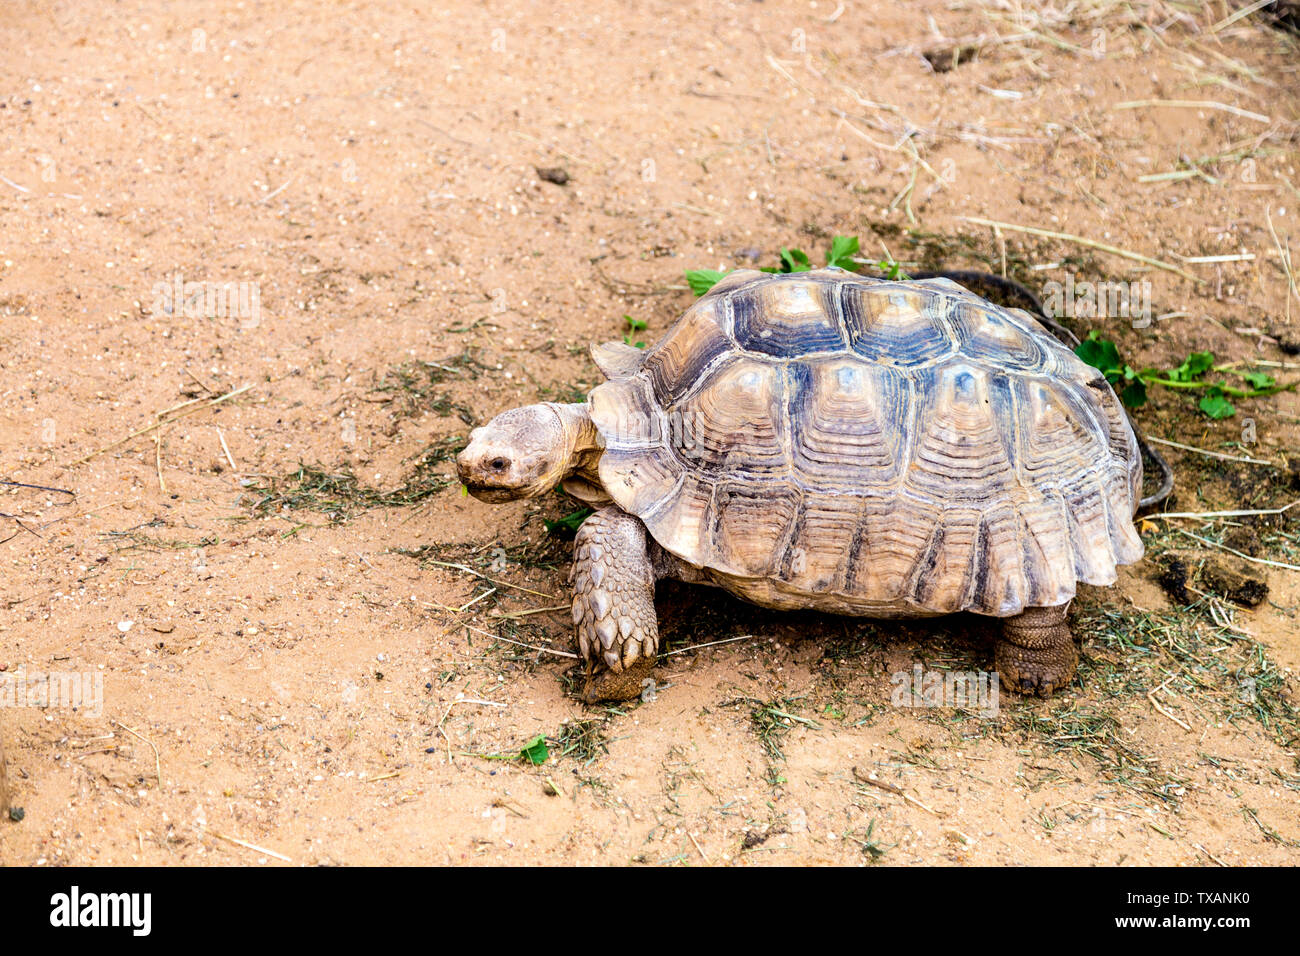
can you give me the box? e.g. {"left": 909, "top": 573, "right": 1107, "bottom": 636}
{"left": 457, "top": 268, "right": 1146, "bottom": 702}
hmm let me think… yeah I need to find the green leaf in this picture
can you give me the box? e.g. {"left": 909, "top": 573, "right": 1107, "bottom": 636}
{"left": 875, "top": 258, "right": 909, "bottom": 280}
{"left": 622, "top": 314, "right": 648, "bottom": 347}
{"left": 826, "top": 235, "right": 860, "bottom": 269}
{"left": 519, "top": 734, "right": 550, "bottom": 766}
{"left": 778, "top": 247, "right": 812, "bottom": 273}
{"left": 1072, "top": 336, "right": 1148, "bottom": 407}
{"left": 1238, "top": 370, "right": 1275, "bottom": 390}
{"left": 544, "top": 507, "right": 593, "bottom": 535}
{"left": 1075, "top": 333, "right": 1123, "bottom": 381}
{"left": 685, "top": 269, "right": 728, "bottom": 296}
{"left": 1168, "top": 351, "right": 1215, "bottom": 383}
{"left": 1120, "top": 380, "right": 1148, "bottom": 408}
{"left": 1198, "top": 388, "right": 1235, "bottom": 419}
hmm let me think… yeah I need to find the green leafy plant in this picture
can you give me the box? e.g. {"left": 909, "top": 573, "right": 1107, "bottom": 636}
{"left": 766, "top": 246, "right": 813, "bottom": 273}
{"left": 847, "top": 818, "right": 889, "bottom": 862}
{"left": 685, "top": 269, "right": 728, "bottom": 296}
{"left": 518, "top": 734, "right": 550, "bottom": 765}
{"left": 622, "top": 314, "right": 648, "bottom": 348}
{"left": 679, "top": 240, "right": 1290, "bottom": 424}
{"left": 1197, "top": 389, "right": 1235, "bottom": 420}
{"left": 466, "top": 733, "right": 551, "bottom": 765}
{"left": 1075, "top": 332, "right": 1290, "bottom": 419}
{"left": 684, "top": 235, "right": 905, "bottom": 297}
{"left": 544, "top": 507, "right": 593, "bottom": 536}
{"left": 1074, "top": 332, "right": 1149, "bottom": 408}
{"left": 826, "top": 235, "right": 861, "bottom": 270}
{"left": 872, "top": 256, "right": 909, "bottom": 280}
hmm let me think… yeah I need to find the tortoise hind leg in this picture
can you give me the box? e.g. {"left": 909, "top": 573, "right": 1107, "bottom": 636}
{"left": 996, "top": 602, "right": 1077, "bottom": 697}
{"left": 571, "top": 507, "right": 659, "bottom": 704}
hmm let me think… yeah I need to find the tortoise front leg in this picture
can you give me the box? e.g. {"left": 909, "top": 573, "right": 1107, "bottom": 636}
{"left": 570, "top": 507, "right": 659, "bottom": 703}
{"left": 995, "top": 602, "right": 1077, "bottom": 697}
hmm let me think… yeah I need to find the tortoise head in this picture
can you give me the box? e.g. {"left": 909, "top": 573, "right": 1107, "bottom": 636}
{"left": 457, "top": 403, "right": 583, "bottom": 503}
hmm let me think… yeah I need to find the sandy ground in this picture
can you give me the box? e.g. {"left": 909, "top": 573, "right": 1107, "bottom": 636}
{"left": 1, "top": 0, "right": 1298, "bottom": 866}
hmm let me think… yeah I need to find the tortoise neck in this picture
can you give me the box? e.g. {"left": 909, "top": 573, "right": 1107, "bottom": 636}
{"left": 545, "top": 402, "right": 602, "bottom": 475}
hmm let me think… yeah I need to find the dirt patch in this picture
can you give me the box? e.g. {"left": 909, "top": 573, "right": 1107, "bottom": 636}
{"left": 1155, "top": 550, "right": 1270, "bottom": 606}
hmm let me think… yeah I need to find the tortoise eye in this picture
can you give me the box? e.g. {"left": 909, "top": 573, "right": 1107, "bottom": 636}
{"left": 490, "top": 457, "right": 508, "bottom": 471}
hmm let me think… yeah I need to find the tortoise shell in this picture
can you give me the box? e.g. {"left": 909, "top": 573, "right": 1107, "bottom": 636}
{"left": 587, "top": 269, "right": 1143, "bottom": 618}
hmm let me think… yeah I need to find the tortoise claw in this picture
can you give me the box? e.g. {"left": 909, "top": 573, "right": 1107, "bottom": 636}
{"left": 580, "top": 660, "right": 655, "bottom": 704}
{"left": 996, "top": 649, "right": 1077, "bottom": 697}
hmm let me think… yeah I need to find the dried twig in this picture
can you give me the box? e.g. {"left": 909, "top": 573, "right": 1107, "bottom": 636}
{"left": 487, "top": 605, "right": 570, "bottom": 619}
{"left": 204, "top": 829, "right": 292, "bottom": 862}
{"left": 1193, "top": 843, "right": 1230, "bottom": 867}
{"left": 1145, "top": 435, "right": 1275, "bottom": 466}
{"left": 960, "top": 216, "right": 1201, "bottom": 281}
{"left": 0, "top": 480, "right": 76, "bottom": 497}
{"left": 153, "top": 433, "right": 167, "bottom": 494}
{"left": 66, "top": 384, "right": 252, "bottom": 467}
{"left": 1147, "top": 691, "right": 1193, "bottom": 732}
{"left": 258, "top": 175, "right": 295, "bottom": 204}
{"left": 423, "top": 560, "right": 554, "bottom": 599}
{"left": 0, "top": 173, "right": 31, "bottom": 194}
{"left": 1266, "top": 205, "right": 1298, "bottom": 321}
{"left": 852, "top": 766, "right": 944, "bottom": 816}
{"left": 1141, "top": 500, "right": 1300, "bottom": 521}
{"left": 1208, "top": 0, "right": 1276, "bottom": 33}
{"left": 435, "top": 696, "right": 511, "bottom": 764}
{"left": 462, "top": 624, "right": 580, "bottom": 660}
{"left": 1115, "top": 99, "right": 1271, "bottom": 124}
{"left": 1177, "top": 529, "right": 1300, "bottom": 572}
{"left": 853, "top": 767, "right": 903, "bottom": 794}
{"left": 662, "top": 633, "right": 763, "bottom": 657}
{"left": 0, "top": 734, "right": 9, "bottom": 818}
{"left": 687, "top": 830, "right": 710, "bottom": 862}
{"left": 217, "top": 428, "right": 238, "bottom": 472}
{"left": 113, "top": 720, "right": 162, "bottom": 789}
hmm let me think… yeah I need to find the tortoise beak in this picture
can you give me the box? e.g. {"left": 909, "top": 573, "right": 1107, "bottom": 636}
{"left": 456, "top": 437, "right": 524, "bottom": 502}
{"left": 462, "top": 485, "right": 520, "bottom": 504}
{"left": 454, "top": 441, "right": 478, "bottom": 487}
